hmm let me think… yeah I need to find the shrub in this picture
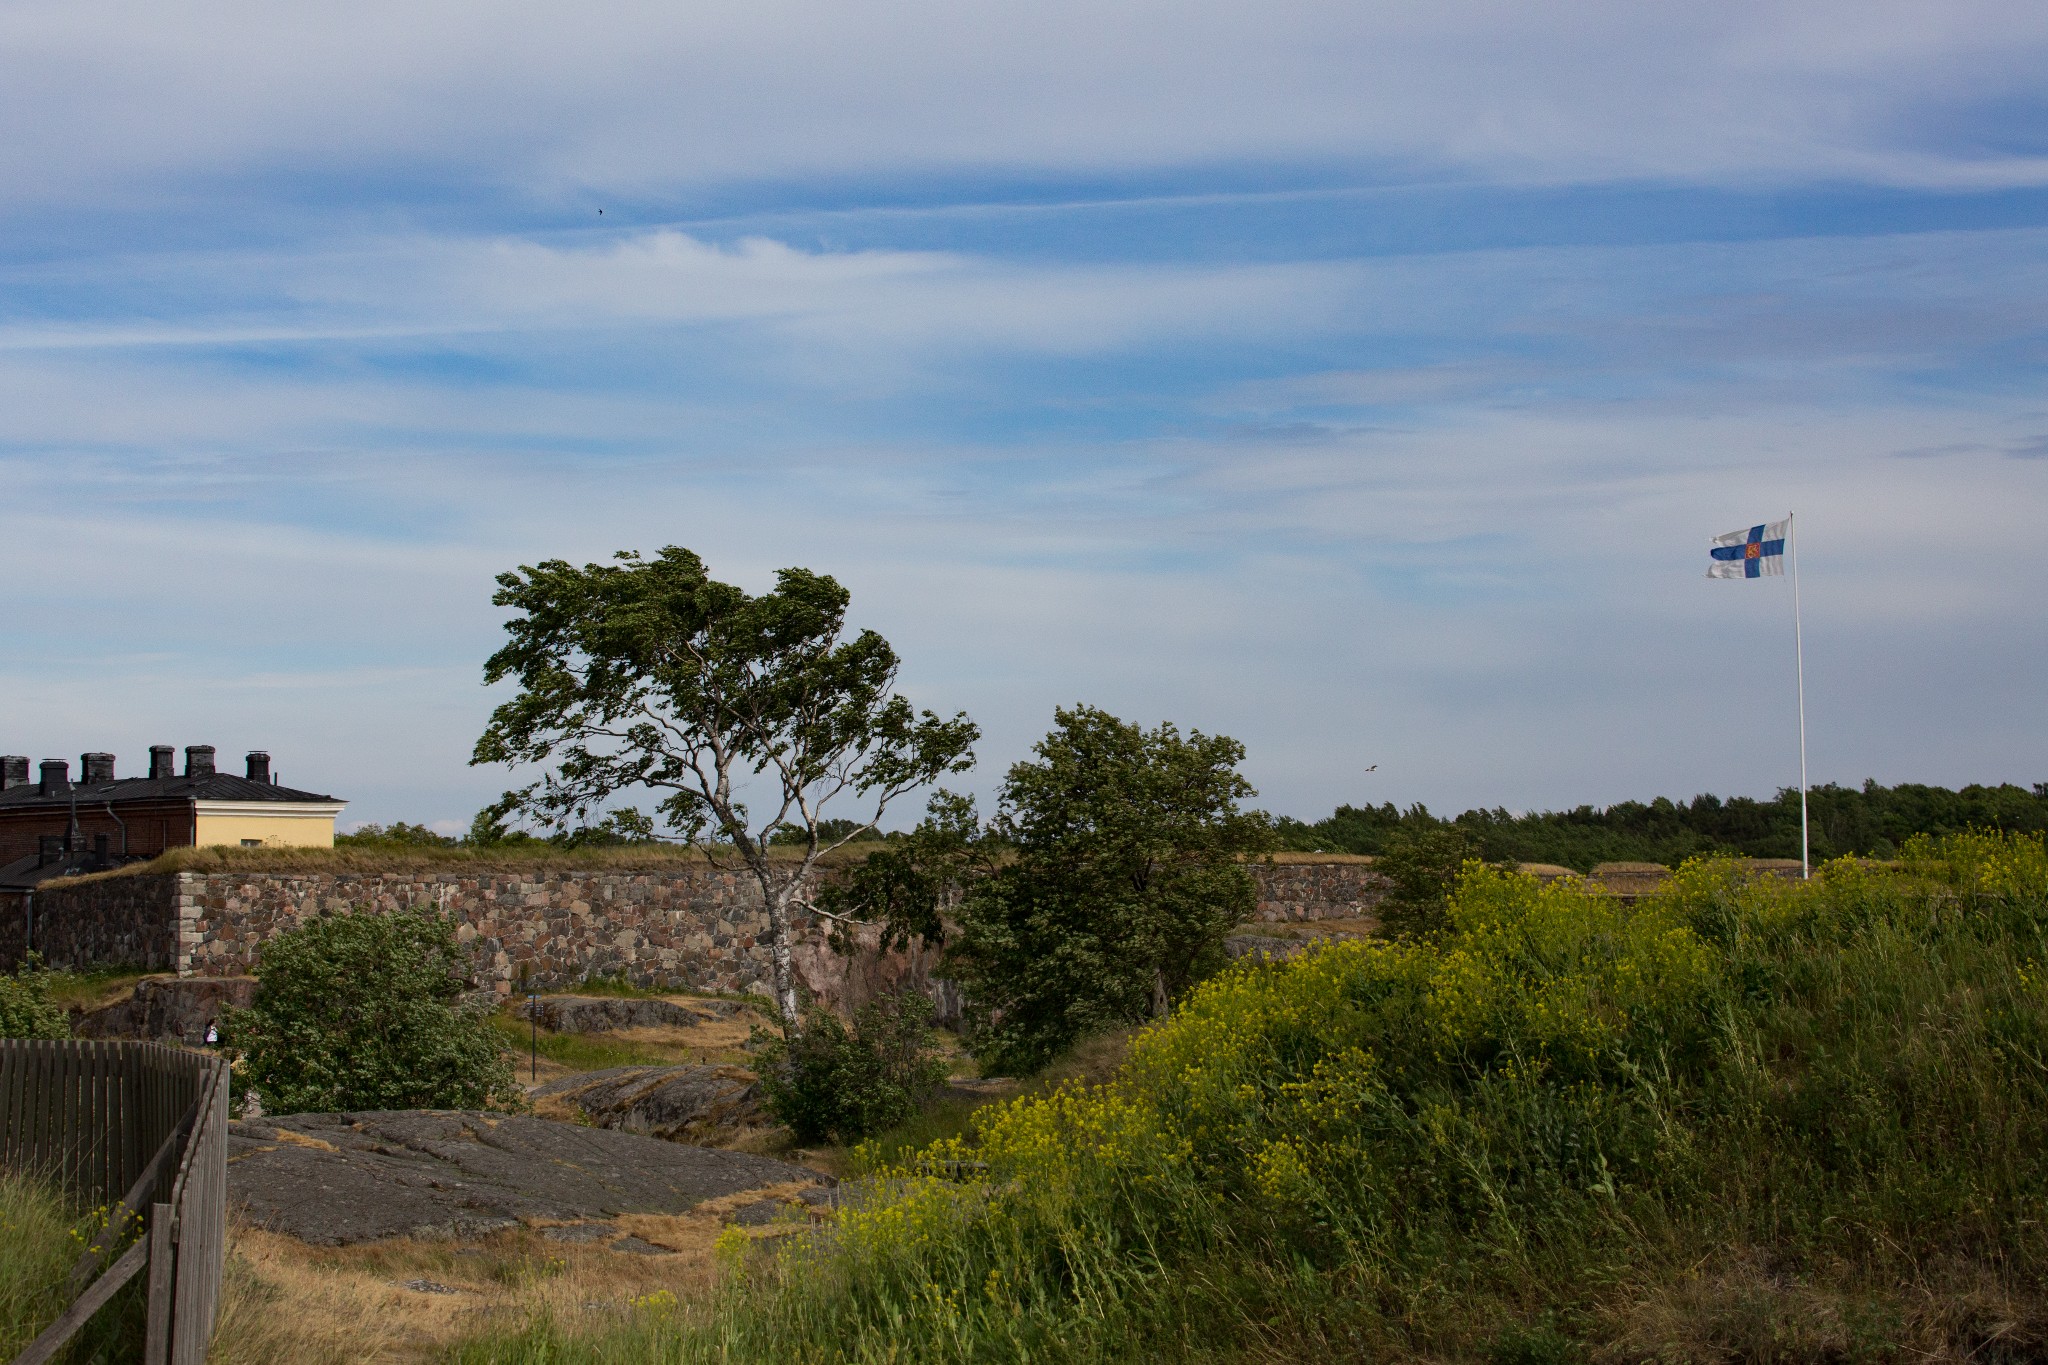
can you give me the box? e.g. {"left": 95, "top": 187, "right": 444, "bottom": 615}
{"left": 221, "top": 908, "right": 519, "bottom": 1113}
{"left": 758, "top": 991, "right": 947, "bottom": 1145}
{"left": 445, "top": 831, "right": 2048, "bottom": 1365}
{"left": 949, "top": 706, "right": 1272, "bottom": 1075}
{"left": 1372, "top": 824, "right": 1486, "bottom": 937}
{"left": 0, "top": 957, "right": 68, "bottom": 1040}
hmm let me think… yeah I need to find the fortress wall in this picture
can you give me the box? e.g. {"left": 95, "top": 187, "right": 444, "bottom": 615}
{"left": 0, "top": 872, "right": 183, "bottom": 973}
{"left": 11, "top": 861, "right": 1389, "bottom": 1015}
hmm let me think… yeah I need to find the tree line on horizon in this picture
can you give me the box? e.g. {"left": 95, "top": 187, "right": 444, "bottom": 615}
{"left": 1272, "top": 779, "right": 2048, "bottom": 871}
{"left": 349, "top": 778, "right": 2048, "bottom": 876}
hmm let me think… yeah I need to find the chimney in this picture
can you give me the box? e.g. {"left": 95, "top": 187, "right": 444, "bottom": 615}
{"left": 1, "top": 756, "right": 26, "bottom": 790}
{"left": 245, "top": 751, "right": 272, "bottom": 784}
{"left": 185, "top": 745, "right": 216, "bottom": 779}
{"left": 39, "top": 760, "right": 70, "bottom": 797}
{"left": 149, "top": 745, "right": 175, "bottom": 780}
{"left": 81, "top": 752, "right": 116, "bottom": 784}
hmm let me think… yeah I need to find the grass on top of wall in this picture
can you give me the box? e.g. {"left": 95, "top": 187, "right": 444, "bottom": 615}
{"left": 43, "top": 840, "right": 908, "bottom": 886}
{"left": 46, "top": 844, "right": 1384, "bottom": 892}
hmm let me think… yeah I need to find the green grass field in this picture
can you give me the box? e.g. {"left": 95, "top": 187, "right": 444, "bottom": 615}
{"left": 445, "top": 830, "right": 2048, "bottom": 1364}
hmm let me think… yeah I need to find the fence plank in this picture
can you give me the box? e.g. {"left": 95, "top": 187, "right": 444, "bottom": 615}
{"left": 143, "top": 1202, "right": 175, "bottom": 1365}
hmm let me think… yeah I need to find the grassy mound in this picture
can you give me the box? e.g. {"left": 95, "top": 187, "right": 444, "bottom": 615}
{"left": 452, "top": 831, "right": 2048, "bottom": 1364}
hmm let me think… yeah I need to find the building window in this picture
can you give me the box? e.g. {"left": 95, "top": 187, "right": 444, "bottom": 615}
{"left": 240, "top": 838, "right": 264, "bottom": 848}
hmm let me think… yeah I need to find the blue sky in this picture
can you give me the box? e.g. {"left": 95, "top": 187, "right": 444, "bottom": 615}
{"left": 3, "top": 0, "right": 2046, "bottom": 832}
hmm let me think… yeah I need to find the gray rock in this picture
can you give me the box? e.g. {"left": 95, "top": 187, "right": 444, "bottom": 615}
{"left": 609, "top": 1236, "right": 670, "bottom": 1255}
{"left": 517, "top": 996, "right": 711, "bottom": 1033}
{"left": 74, "top": 976, "right": 258, "bottom": 1044}
{"left": 227, "top": 1110, "right": 828, "bottom": 1245}
{"left": 531, "top": 1065, "right": 764, "bottom": 1139}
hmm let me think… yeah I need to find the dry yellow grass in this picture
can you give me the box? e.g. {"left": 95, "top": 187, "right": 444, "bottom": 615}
{"left": 48, "top": 841, "right": 876, "bottom": 887}
{"left": 207, "top": 1209, "right": 762, "bottom": 1365}
{"left": 51, "top": 843, "right": 1385, "bottom": 891}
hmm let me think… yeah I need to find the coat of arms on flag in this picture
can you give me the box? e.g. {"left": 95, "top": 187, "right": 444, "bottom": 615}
{"left": 1707, "top": 518, "right": 1788, "bottom": 578}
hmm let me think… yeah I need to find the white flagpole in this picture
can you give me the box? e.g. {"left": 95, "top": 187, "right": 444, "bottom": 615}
{"left": 1790, "top": 510, "right": 1809, "bottom": 878}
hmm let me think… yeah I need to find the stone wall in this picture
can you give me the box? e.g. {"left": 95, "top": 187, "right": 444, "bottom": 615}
{"left": 8, "top": 860, "right": 1388, "bottom": 1014}
{"left": 1253, "top": 860, "right": 1387, "bottom": 922}
{"left": 0, "top": 871, "right": 182, "bottom": 972}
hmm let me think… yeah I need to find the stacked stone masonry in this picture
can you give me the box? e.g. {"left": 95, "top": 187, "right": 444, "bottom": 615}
{"left": 3, "top": 862, "right": 1392, "bottom": 1009}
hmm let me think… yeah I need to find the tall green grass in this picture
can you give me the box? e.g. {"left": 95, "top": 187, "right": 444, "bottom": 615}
{"left": 0, "top": 1170, "right": 145, "bottom": 1364}
{"left": 451, "top": 832, "right": 2048, "bottom": 1364}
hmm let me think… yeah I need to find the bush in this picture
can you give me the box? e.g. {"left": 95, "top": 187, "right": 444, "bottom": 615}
{"left": 0, "top": 957, "right": 68, "bottom": 1039}
{"left": 221, "top": 908, "right": 519, "bottom": 1113}
{"left": 446, "top": 831, "right": 2048, "bottom": 1365}
{"left": 758, "top": 991, "right": 947, "bottom": 1145}
{"left": 1372, "top": 824, "right": 1487, "bottom": 938}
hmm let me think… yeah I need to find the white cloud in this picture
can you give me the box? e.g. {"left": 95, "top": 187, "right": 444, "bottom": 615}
{"left": 3, "top": 0, "right": 2048, "bottom": 216}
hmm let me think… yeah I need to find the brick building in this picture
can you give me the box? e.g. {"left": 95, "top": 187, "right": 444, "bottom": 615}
{"left": 0, "top": 745, "right": 345, "bottom": 899}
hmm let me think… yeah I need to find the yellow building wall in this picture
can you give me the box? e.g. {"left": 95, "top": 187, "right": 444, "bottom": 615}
{"left": 193, "top": 813, "right": 337, "bottom": 849}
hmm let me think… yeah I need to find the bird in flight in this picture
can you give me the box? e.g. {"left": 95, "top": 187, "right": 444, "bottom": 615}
{"left": 1365, "top": 765, "right": 1377, "bottom": 772}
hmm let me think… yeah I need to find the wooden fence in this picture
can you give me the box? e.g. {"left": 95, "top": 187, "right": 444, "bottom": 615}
{"left": 0, "top": 1040, "right": 230, "bottom": 1365}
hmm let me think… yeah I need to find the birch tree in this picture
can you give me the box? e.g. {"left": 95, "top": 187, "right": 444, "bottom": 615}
{"left": 471, "top": 547, "right": 978, "bottom": 1032}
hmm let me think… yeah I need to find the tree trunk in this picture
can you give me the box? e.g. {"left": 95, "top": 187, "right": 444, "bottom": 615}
{"left": 762, "top": 877, "right": 806, "bottom": 1037}
{"left": 1151, "top": 967, "right": 1170, "bottom": 1019}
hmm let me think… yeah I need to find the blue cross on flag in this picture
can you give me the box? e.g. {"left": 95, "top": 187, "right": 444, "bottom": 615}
{"left": 1707, "top": 518, "right": 1788, "bottom": 578}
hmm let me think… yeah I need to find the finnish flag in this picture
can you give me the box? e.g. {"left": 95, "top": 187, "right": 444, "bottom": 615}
{"left": 1707, "top": 519, "right": 1788, "bottom": 578}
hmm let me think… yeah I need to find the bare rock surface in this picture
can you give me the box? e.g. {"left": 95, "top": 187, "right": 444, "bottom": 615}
{"left": 74, "top": 975, "right": 256, "bottom": 1043}
{"left": 517, "top": 995, "right": 738, "bottom": 1032}
{"left": 531, "top": 1064, "right": 764, "bottom": 1138}
{"left": 227, "top": 1110, "right": 825, "bottom": 1245}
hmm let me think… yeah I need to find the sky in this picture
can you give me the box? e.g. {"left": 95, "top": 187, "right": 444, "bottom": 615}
{"left": 2, "top": 0, "right": 2046, "bottom": 834}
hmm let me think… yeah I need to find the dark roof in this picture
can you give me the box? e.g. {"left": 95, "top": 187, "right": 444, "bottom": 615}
{"left": 0, "top": 774, "right": 343, "bottom": 811}
{"left": 0, "top": 850, "right": 112, "bottom": 893}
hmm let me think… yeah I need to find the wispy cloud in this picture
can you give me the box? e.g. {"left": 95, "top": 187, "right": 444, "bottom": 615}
{"left": 1, "top": 3, "right": 2043, "bottom": 828}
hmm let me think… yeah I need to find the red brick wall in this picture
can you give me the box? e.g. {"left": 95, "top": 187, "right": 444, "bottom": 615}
{"left": 0, "top": 802, "right": 194, "bottom": 866}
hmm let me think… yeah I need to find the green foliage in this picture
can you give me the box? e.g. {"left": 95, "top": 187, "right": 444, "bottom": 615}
{"left": 221, "top": 909, "right": 519, "bottom": 1114}
{"left": 1372, "top": 824, "right": 1489, "bottom": 938}
{"left": 947, "top": 705, "right": 1274, "bottom": 1076}
{"left": 817, "top": 790, "right": 991, "bottom": 951}
{"left": 466, "top": 806, "right": 545, "bottom": 847}
{"left": 448, "top": 832, "right": 2048, "bottom": 1364}
{"left": 1274, "top": 779, "right": 2048, "bottom": 870}
{"left": 757, "top": 991, "right": 948, "bottom": 1145}
{"left": 0, "top": 957, "right": 69, "bottom": 1039}
{"left": 470, "top": 545, "right": 977, "bottom": 1027}
{"left": 553, "top": 807, "right": 664, "bottom": 847}
{"left": 769, "top": 817, "right": 873, "bottom": 847}
{"left": 334, "top": 820, "right": 459, "bottom": 848}
{"left": 471, "top": 546, "right": 977, "bottom": 857}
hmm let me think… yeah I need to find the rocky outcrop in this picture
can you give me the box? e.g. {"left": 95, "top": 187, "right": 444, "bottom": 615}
{"left": 73, "top": 975, "right": 257, "bottom": 1043}
{"left": 516, "top": 995, "right": 748, "bottom": 1033}
{"left": 530, "top": 1064, "right": 765, "bottom": 1138}
{"left": 227, "top": 1109, "right": 825, "bottom": 1245}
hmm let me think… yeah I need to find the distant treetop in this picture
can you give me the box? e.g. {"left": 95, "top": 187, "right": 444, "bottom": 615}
{"left": 1271, "top": 780, "right": 2048, "bottom": 872}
